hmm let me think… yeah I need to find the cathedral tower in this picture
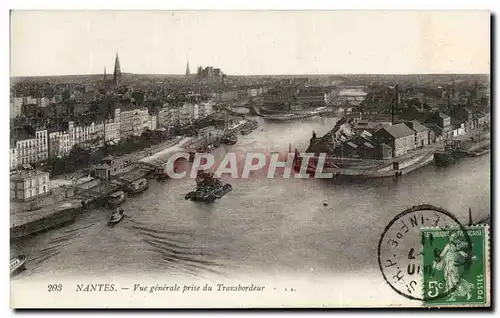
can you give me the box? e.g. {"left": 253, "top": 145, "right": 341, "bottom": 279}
{"left": 113, "top": 52, "right": 122, "bottom": 86}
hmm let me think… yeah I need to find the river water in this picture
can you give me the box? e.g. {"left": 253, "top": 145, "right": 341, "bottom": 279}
{"left": 11, "top": 116, "right": 490, "bottom": 282}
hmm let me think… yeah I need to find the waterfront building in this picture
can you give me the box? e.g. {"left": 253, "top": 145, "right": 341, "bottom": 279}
{"left": 14, "top": 128, "right": 49, "bottom": 166}
{"left": 92, "top": 155, "right": 130, "bottom": 180}
{"left": 119, "top": 108, "right": 135, "bottom": 137}
{"left": 263, "top": 86, "right": 299, "bottom": 107}
{"left": 10, "top": 170, "right": 50, "bottom": 202}
{"left": 296, "top": 88, "right": 326, "bottom": 108}
{"left": 425, "top": 112, "right": 454, "bottom": 139}
{"left": 405, "top": 120, "right": 430, "bottom": 148}
{"left": 104, "top": 121, "right": 121, "bottom": 142}
{"left": 452, "top": 107, "right": 475, "bottom": 131}
{"left": 148, "top": 115, "right": 157, "bottom": 131}
{"left": 68, "top": 121, "right": 97, "bottom": 145}
{"left": 10, "top": 146, "right": 18, "bottom": 170}
{"left": 373, "top": 123, "right": 416, "bottom": 157}
{"left": 331, "top": 133, "right": 393, "bottom": 160}
{"left": 48, "top": 131, "right": 71, "bottom": 158}
{"left": 119, "top": 107, "right": 153, "bottom": 137}
{"left": 132, "top": 108, "right": 151, "bottom": 136}
{"left": 354, "top": 120, "right": 391, "bottom": 134}
{"left": 307, "top": 117, "right": 356, "bottom": 154}
{"left": 179, "top": 104, "right": 197, "bottom": 124}
{"left": 158, "top": 107, "right": 176, "bottom": 128}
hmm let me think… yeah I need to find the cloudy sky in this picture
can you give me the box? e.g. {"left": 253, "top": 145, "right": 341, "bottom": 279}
{"left": 10, "top": 10, "right": 490, "bottom": 76}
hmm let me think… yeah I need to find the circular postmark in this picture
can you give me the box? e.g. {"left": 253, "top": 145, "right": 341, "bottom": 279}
{"left": 377, "top": 204, "right": 473, "bottom": 301}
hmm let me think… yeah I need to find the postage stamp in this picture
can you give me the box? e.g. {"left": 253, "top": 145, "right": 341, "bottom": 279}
{"left": 377, "top": 204, "right": 473, "bottom": 302}
{"left": 421, "top": 225, "right": 489, "bottom": 307}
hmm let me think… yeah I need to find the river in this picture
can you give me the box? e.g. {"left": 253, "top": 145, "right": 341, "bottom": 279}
{"left": 11, "top": 116, "right": 490, "bottom": 283}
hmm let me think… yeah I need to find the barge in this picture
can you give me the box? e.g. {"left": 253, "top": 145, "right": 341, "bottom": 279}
{"left": 10, "top": 201, "right": 83, "bottom": 240}
{"left": 185, "top": 170, "right": 232, "bottom": 202}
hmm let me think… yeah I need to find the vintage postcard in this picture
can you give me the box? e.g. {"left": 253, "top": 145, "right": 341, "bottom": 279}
{"left": 9, "top": 10, "right": 491, "bottom": 308}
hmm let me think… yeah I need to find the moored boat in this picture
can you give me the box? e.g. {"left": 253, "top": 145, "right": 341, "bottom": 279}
{"left": 154, "top": 166, "right": 170, "bottom": 182}
{"left": 10, "top": 201, "right": 82, "bottom": 240}
{"left": 240, "top": 121, "right": 259, "bottom": 135}
{"left": 108, "top": 208, "right": 125, "bottom": 227}
{"left": 126, "top": 178, "right": 149, "bottom": 194}
{"left": 10, "top": 255, "right": 27, "bottom": 275}
{"left": 107, "top": 191, "right": 127, "bottom": 207}
{"left": 221, "top": 134, "right": 238, "bottom": 145}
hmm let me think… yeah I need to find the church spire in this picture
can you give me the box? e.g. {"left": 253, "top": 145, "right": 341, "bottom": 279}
{"left": 113, "top": 51, "right": 121, "bottom": 86}
{"left": 185, "top": 61, "right": 190, "bottom": 78}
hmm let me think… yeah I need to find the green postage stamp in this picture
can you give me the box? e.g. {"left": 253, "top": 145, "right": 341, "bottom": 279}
{"left": 421, "top": 225, "right": 489, "bottom": 307}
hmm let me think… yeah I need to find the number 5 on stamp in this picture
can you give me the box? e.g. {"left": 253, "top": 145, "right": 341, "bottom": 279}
{"left": 421, "top": 226, "right": 489, "bottom": 307}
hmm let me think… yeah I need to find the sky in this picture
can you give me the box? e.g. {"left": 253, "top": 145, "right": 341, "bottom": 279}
{"left": 10, "top": 10, "right": 490, "bottom": 76}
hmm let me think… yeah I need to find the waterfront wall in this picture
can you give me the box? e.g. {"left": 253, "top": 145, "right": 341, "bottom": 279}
{"left": 396, "top": 153, "right": 426, "bottom": 170}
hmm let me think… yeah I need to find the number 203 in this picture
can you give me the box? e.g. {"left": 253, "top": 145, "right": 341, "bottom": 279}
{"left": 47, "top": 284, "right": 62, "bottom": 292}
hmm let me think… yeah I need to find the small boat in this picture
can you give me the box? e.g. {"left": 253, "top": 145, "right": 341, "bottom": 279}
{"left": 108, "top": 208, "right": 125, "bottom": 227}
{"left": 322, "top": 200, "right": 328, "bottom": 207}
{"left": 221, "top": 134, "right": 238, "bottom": 145}
{"left": 154, "top": 167, "right": 170, "bottom": 182}
{"left": 240, "top": 120, "right": 259, "bottom": 135}
{"left": 107, "top": 191, "right": 127, "bottom": 207}
{"left": 10, "top": 255, "right": 27, "bottom": 275}
{"left": 126, "top": 178, "right": 149, "bottom": 194}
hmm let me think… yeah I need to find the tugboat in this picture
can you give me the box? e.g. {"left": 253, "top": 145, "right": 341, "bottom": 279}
{"left": 126, "top": 178, "right": 149, "bottom": 194}
{"left": 108, "top": 208, "right": 125, "bottom": 227}
{"left": 10, "top": 255, "right": 27, "bottom": 275}
{"left": 107, "top": 191, "right": 127, "bottom": 207}
{"left": 185, "top": 170, "right": 232, "bottom": 202}
{"left": 221, "top": 134, "right": 238, "bottom": 145}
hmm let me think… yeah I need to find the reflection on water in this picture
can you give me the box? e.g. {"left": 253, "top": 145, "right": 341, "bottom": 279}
{"left": 11, "top": 117, "right": 490, "bottom": 280}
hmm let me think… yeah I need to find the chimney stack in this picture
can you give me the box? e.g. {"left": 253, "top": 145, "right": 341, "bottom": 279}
{"left": 391, "top": 84, "right": 399, "bottom": 125}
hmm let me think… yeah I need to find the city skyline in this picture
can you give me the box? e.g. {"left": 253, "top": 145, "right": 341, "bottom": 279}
{"left": 11, "top": 10, "right": 490, "bottom": 77}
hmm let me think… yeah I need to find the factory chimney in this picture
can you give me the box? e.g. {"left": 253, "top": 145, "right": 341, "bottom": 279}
{"left": 391, "top": 84, "right": 399, "bottom": 125}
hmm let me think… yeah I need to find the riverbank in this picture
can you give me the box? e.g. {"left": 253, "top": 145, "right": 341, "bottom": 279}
{"left": 296, "top": 125, "right": 490, "bottom": 179}
{"left": 10, "top": 136, "right": 193, "bottom": 238}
